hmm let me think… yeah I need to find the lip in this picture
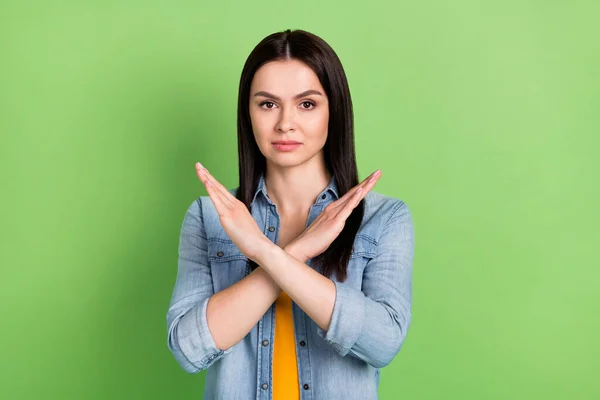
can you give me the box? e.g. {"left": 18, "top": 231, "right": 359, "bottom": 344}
{"left": 272, "top": 142, "right": 302, "bottom": 152}
{"left": 272, "top": 141, "right": 302, "bottom": 145}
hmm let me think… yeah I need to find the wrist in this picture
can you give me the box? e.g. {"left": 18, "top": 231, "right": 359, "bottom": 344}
{"left": 251, "top": 237, "right": 279, "bottom": 266}
{"left": 284, "top": 243, "right": 308, "bottom": 264}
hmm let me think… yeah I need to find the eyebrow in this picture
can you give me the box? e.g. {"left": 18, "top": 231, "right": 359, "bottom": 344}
{"left": 252, "top": 90, "right": 324, "bottom": 101}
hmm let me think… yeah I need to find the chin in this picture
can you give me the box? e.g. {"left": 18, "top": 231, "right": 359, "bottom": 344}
{"left": 267, "top": 154, "right": 309, "bottom": 168}
{"left": 269, "top": 158, "right": 301, "bottom": 167}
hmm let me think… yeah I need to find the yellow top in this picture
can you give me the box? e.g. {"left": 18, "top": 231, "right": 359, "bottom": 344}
{"left": 272, "top": 291, "right": 300, "bottom": 399}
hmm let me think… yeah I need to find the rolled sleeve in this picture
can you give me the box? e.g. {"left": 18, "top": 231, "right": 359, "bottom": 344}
{"left": 317, "top": 200, "right": 415, "bottom": 368}
{"left": 180, "top": 296, "right": 235, "bottom": 365}
{"left": 166, "top": 198, "right": 233, "bottom": 373}
{"left": 317, "top": 280, "right": 367, "bottom": 356}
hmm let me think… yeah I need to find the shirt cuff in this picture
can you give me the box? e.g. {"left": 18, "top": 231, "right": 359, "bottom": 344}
{"left": 177, "top": 296, "right": 233, "bottom": 369}
{"left": 316, "top": 280, "right": 366, "bottom": 357}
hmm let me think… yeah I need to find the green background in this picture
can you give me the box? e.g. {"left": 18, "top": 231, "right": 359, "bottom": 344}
{"left": 1, "top": 1, "right": 598, "bottom": 399}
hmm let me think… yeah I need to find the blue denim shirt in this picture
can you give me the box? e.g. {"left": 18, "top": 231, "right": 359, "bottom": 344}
{"left": 166, "top": 173, "right": 415, "bottom": 399}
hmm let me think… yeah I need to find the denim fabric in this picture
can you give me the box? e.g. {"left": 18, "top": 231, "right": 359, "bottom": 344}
{"left": 166, "top": 174, "right": 415, "bottom": 400}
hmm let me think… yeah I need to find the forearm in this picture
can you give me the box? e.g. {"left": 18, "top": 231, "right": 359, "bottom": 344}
{"left": 255, "top": 243, "right": 336, "bottom": 332}
{"left": 206, "top": 265, "right": 282, "bottom": 350}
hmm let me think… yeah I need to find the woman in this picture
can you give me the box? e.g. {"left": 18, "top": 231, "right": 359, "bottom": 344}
{"left": 166, "top": 29, "right": 415, "bottom": 400}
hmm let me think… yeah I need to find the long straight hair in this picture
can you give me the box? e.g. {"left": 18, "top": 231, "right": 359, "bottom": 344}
{"left": 236, "top": 29, "right": 363, "bottom": 283}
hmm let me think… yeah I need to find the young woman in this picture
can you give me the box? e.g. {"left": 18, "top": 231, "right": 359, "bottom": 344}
{"left": 166, "top": 29, "right": 415, "bottom": 400}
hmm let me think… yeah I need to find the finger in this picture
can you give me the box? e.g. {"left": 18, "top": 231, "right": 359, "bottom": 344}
{"left": 196, "top": 164, "right": 232, "bottom": 213}
{"left": 195, "top": 163, "right": 210, "bottom": 186}
{"left": 196, "top": 163, "right": 234, "bottom": 208}
{"left": 331, "top": 171, "right": 380, "bottom": 220}
{"left": 201, "top": 172, "right": 229, "bottom": 215}
{"left": 331, "top": 170, "right": 381, "bottom": 212}
{"left": 336, "top": 170, "right": 380, "bottom": 220}
{"left": 335, "top": 185, "right": 366, "bottom": 221}
{"left": 335, "top": 170, "right": 381, "bottom": 205}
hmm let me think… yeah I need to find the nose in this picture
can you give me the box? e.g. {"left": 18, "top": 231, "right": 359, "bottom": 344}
{"left": 276, "top": 106, "right": 296, "bottom": 133}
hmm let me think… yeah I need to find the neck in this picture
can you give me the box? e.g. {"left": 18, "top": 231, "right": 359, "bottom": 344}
{"left": 264, "top": 161, "right": 332, "bottom": 216}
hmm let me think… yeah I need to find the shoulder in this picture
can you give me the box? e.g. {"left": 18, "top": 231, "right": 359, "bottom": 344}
{"left": 359, "top": 190, "right": 413, "bottom": 244}
{"left": 186, "top": 187, "right": 238, "bottom": 215}
{"left": 183, "top": 187, "right": 240, "bottom": 234}
{"left": 363, "top": 190, "right": 408, "bottom": 218}
{"left": 183, "top": 196, "right": 202, "bottom": 220}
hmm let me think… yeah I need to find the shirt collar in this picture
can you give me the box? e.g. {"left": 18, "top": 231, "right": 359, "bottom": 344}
{"left": 252, "top": 173, "right": 340, "bottom": 205}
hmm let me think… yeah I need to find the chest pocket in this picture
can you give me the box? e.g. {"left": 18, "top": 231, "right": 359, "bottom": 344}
{"left": 350, "top": 234, "right": 377, "bottom": 259}
{"left": 339, "top": 234, "right": 377, "bottom": 289}
{"left": 207, "top": 234, "right": 377, "bottom": 292}
{"left": 207, "top": 239, "right": 249, "bottom": 293}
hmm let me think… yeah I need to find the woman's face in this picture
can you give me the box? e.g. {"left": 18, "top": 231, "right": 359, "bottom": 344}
{"left": 249, "top": 59, "right": 329, "bottom": 170}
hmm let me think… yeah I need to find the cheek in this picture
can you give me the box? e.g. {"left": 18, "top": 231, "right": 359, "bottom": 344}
{"left": 304, "top": 110, "right": 329, "bottom": 137}
{"left": 249, "top": 111, "right": 268, "bottom": 141}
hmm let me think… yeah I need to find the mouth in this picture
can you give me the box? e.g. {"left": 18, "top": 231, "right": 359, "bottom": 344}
{"left": 272, "top": 142, "right": 302, "bottom": 152}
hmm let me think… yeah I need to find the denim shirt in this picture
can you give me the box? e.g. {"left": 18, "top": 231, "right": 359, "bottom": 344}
{"left": 166, "top": 174, "right": 415, "bottom": 400}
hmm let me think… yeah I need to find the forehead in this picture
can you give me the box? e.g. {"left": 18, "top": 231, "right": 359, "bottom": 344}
{"left": 251, "top": 59, "right": 324, "bottom": 95}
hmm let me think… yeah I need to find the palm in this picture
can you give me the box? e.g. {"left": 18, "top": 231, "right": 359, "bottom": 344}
{"left": 218, "top": 204, "right": 264, "bottom": 255}
{"left": 288, "top": 170, "right": 382, "bottom": 261}
{"left": 298, "top": 218, "right": 344, "bottom": 258}
{"left": 194, "top": 163, "right": 269, "bottom": 260}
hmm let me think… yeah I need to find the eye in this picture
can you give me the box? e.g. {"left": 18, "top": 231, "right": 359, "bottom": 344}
{"left": 258, "top": 100, "right": 316, "bottom": 110}
{"left": 300, "top": 101, "right": 316, "bottom": 110}
{"left": 259, "top": 101, "right": 276, "bottom": 109}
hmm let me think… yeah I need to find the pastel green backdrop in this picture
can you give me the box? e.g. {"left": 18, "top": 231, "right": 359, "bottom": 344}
{"left": 1, "top": 1, "right": 598, "bottom": 399}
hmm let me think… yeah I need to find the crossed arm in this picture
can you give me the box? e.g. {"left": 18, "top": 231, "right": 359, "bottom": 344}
{"left": 166, "top": 198, "right": 414, "bottom": 372}
{"left": 206, "top": 243, "right": 335, "bottom": 352}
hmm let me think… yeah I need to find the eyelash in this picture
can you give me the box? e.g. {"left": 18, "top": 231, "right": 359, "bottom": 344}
{"left": 259, "top": 101, "right": 316, "bottom": 110}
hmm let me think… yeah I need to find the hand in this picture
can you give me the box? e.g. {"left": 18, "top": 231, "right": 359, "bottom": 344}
{"left": 286, "top": 169, "right": 382, "bottom": 262}
{"left": 195, "top": 162, "right": 271, "bottom": 261}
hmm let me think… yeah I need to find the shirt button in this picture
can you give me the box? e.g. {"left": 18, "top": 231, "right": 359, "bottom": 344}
{"left": 299, "top": 340, "right": 306, "bottom": 347}
{"left": 321, "top": 194, "right": 326, "bottom": 199}
{"left": 216, "top": 251, "right": 224, "bottom": 257}
{"left": 303, "top": 383, "right": 310, "bottom": 390}
{"left": 268, "top": 226, "right": 275, "bottom": 232}
{"left": 262, "top": 340, "right": 269, "bottom": 346}
{"left": 261, "top": 383, "right": 269, "bottom": 390}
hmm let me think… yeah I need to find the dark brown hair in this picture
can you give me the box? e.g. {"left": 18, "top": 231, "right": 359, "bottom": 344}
{"left": 236, "top": 29, "right": 363, "bottom": 282}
